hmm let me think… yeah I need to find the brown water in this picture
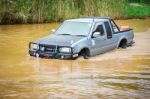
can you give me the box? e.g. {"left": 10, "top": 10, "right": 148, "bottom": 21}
{"left": 0, "top": 19, "right": 150, "bottom": 99}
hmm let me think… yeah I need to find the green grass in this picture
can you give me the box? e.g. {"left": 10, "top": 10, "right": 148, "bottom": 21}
{"left": 124, "top": 4, "right": 150, "bottom": 19}
{"left": 0, "top": 0, "right": 150, "bottom": 24}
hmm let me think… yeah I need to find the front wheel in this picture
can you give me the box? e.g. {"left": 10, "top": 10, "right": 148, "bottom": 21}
{"left": 79, "top": 49, "right": 90, "bottom": 59}
{"left": 83, "top": 53, "right": 90, "bottom": 59}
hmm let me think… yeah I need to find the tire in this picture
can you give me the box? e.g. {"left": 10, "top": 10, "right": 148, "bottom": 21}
{"left": 122, "top": 42, "right": 127, "bottom": 48}
{"left": 79, "top": 48, "right": 90, "bottom": 59}
{"left": 119, "top": 39, "right": 127, "bottom": 49}
{"left": 82, "top": 52, "right": 90, "bottom": 59}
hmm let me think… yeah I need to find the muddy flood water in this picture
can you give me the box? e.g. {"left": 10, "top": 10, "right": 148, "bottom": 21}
{"left": 0, "top": 19, "right": 150, "bottom": 99}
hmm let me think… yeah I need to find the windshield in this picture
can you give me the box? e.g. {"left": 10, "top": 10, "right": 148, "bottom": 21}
{"left": 54, "top": 21, "right": 92, "bottom": 36}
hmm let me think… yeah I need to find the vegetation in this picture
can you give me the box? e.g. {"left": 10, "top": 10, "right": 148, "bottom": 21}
{"left": 0, "top": 0, "right": 150, "bottom": 24}
{"left": 124, "top": 4, "right": 150, "bottom": 19}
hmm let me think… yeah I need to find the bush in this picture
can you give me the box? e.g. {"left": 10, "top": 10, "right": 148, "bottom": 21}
{"left": 124, "top": 4, "right": 150, "bottom": 19}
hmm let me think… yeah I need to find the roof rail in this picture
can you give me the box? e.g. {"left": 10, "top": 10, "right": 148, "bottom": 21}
{"left": 81, "top": 16, "right": 112, "bottom": 19}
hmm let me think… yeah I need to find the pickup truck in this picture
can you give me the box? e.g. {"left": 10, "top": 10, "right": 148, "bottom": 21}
{"left": 29, "top": 17, "right": 134, "bottom": 59}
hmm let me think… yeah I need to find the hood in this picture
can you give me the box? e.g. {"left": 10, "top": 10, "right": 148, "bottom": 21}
{"left": 35, "top": 34, "right": 85, "bottom": 46}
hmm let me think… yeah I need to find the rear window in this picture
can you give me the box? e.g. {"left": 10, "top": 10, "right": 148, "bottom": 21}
{"left": 104, "top": 22, "right": 112, "bottom": 39}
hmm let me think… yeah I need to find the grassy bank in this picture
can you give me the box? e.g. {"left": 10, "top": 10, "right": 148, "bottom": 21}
{"left": 0, "top": 0, "right": 150, "bottom": 24}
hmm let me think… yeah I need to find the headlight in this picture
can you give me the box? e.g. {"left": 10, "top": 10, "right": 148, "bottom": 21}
{"left": 30, "top": 43, "right": 39, "bottom": 50}
{"left": 59, "top": 47, "right": 72, "bottom": 53}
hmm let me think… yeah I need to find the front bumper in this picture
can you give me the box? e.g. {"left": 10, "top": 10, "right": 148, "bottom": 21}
{"left": 29, "top": 50, "right": 78, "bottom": 59}
{"left": 29, "top": 42, "right": 78, "bottom": 59}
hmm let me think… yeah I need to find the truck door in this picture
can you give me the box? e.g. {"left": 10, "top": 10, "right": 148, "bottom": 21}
{"left": 104, "top": 21, "right": 116, "bottom": 50}
{"left": 91, "top": 23, "right": 107, "bottom": 55}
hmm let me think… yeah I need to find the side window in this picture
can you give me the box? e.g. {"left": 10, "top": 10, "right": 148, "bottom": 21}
{"left": 95, "top": 25, "right": 104, "bottom": 36}
{"left": 110, "top": 20, "right": 119, "bottom": 32}
{"left": 104, "top": 22, "right": 112, "bottom": 39}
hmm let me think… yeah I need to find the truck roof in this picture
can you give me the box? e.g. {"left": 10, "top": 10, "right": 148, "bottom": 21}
{"left": 66, "top": 17, "right": 111, "bottom": 23}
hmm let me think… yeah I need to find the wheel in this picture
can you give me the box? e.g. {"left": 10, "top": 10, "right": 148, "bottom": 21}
{"left": 121, "top": 42, "right": 127, "bottom": 48}
{"left": 119, "top": 39, "right": 127, "bottom": 49}
{"left": 79, "top": 48, "right": 90, "bottom": 59}
{"left": 82, "top": 52, "right": 90, "bottom": 59}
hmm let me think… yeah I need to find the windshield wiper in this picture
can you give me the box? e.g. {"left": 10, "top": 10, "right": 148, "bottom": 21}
{"left": 58, "top": 33, "right": 71, "bottom": 35}
{"left": 57, "top": 33, "right": 87, "bottom": 37}
{"left": 74, "top": 35, "right": 87, "bottom": 37}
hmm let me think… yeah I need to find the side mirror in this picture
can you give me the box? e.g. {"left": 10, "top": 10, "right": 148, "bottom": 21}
{"left": 92, "top": 32, "right": 100, "bottom": 38}
{"left": 51, "top": 29, "right": 56, "bottom": 33}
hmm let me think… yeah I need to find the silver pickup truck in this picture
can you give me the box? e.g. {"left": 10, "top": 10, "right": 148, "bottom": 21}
{"left": 29, "top": 17, "right": 134, "bottom": 59}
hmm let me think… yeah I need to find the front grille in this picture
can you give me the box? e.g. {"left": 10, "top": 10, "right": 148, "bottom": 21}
{"left": 39, "top": 44, "right": 57, "bottom": 53}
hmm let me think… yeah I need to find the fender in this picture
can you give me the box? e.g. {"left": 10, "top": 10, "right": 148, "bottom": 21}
{"left": 75, "top": 45, "right": 91, "bottom": 54}
{"left": 71, "top": 37, "right": 91, "bottom": 53}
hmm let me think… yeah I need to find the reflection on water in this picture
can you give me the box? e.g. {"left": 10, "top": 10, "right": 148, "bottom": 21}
{"left": 0, "top": 23, "right": 150, "bottom": 99}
